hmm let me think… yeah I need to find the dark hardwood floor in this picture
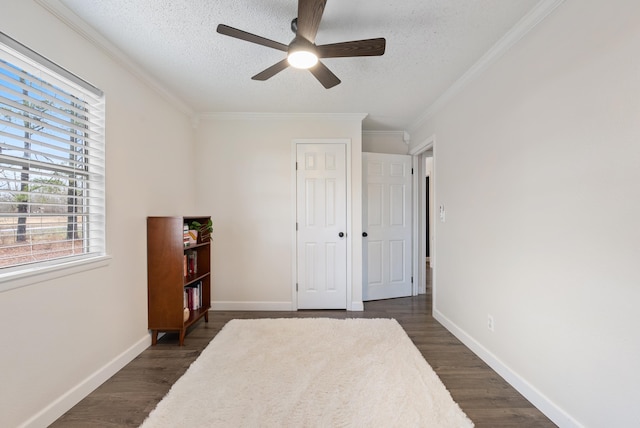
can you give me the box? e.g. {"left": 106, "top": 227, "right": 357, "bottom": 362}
{"left": 51, "top": 265, "right": 556, "bottom": 427}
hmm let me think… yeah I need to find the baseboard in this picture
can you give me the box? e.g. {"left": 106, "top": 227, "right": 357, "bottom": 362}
{"left": 20, "top": 334, "right": 151, "bottom": 428}
{"left": 432, "top": 309, "right": 583, "bottom": 428}
{"left": 211, "top": 301, "right": 365, "bottom": 312}
{"left": 211, "top": 301, "right": 294, "bottom": 311}
{"left": 350, "top": 301, "right": 364, "bottom": 311}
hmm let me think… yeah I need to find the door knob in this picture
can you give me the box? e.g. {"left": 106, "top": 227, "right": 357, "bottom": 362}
{"left": 362, "top": 232, "right": 368, "bottom": 237}
{"left": 338, "top": 232, "right": 345, "bottom": 238}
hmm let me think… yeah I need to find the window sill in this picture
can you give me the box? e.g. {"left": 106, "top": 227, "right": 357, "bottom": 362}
{"left": 0, "top": 255, "right": 112, "bottom": 294}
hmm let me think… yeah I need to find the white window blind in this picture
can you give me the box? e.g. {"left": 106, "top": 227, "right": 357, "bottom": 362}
{"left": 0, "top": 32, "right": 105, "bottom": 271}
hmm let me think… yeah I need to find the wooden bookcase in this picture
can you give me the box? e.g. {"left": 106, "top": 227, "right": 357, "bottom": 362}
{"left": 147, "top": 216, "right": 211, "bottom": 345}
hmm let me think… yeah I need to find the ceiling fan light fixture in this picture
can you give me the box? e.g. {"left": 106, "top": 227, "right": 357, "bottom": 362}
{"left": 287, "top": 37, "right": 318, "bottom": 69}
{"left": 288, "top": 49, "right": 318, "bottom": 69}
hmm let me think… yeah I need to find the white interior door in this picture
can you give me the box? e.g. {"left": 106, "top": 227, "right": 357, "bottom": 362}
{"left": 363, "top": 153, "right": 412, "bottom": 301}
{"left": 296, "top": 143, "right": 347, "bottom": 309}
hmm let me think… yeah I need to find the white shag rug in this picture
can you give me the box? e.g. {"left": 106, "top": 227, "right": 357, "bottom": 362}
{"left": 140, "top": 318, "right": 473, "bottom": 427}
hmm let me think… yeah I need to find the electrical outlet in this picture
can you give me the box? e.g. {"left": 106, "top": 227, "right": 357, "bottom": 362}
{"left": 487, "top": 314, "right": 495, "bottom": 332}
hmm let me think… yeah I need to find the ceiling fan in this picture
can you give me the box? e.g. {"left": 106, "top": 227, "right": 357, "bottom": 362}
{"left": 216, "top": 0, "right": 386, "bottom": 89}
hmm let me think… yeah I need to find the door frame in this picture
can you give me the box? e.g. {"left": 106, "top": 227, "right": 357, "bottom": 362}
{"left": 291, "top": 139, "right": 352, "bottom": 311}
{"left": 410, "top": 134, "right": 435, "bottom": 298}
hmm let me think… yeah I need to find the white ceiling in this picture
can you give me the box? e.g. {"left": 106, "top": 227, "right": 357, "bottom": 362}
{"left": 44, "top": 0, "right": 542, "bottom": 131}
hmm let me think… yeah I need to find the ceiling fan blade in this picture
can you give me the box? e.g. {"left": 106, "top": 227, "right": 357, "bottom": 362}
{"left": 309, "top": 61, "right": 340, "bottom": 89}
{"left": 217, "top": 24, "right": 288, "bottom": 52}
{"left": 297, "top": 0, "right": 326, "bottom": 43}
{"left": 251, "top": 59, "right": 290, "bottom": 81}
{"left": 317, "top": 38, "right": 386, "bottom": 58}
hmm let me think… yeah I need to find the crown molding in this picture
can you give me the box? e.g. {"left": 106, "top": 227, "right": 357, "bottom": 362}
{"left": 362, "top": 130, "right": 404, "bottom": 136}
{"left": 407, "top": 0, "right": 565, "bottom": 134}
{"left": 35, "top": 0, "right": 194, "bottom": 117}
{"left": 198, "top": 112, "right": 368, "bottom": 122}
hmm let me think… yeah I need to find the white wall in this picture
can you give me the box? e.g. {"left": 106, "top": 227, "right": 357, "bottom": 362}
{"left": 0, "top": 2, "right": 197, "bottom": 427}
{"left": 424, "top": 156, "right": 432, "bottom": 178}
{"left": 410, "top": 1, "right": 640, "bottom": 426}
{"left": 362, "top": 131, "right": 409, "bottom": 154}
{"left": 194, "top": 114, "right": 364, "bottom": 310}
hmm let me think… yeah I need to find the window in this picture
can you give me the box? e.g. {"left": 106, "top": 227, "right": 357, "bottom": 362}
{"left": 0, "top": 32, "right": 105, "bottom": 274}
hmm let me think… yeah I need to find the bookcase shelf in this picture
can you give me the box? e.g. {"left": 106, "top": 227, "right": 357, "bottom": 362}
{"left": 147, "top": 216, "right": 212, "bottom": 346}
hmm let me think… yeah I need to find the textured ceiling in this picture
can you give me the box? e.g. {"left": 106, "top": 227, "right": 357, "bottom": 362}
{"left": 47, "top": 0, "right": 541, "bottom": 131}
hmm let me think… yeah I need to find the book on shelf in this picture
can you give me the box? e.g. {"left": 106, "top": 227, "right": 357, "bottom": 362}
{"left": 186, "top": 251, "right": 198, "bottom": 276}
{"left": 184, "top": 281, "right": 203, "bottom": 311}
{"left": 183, "top": 254, "right": 187, "bottom": 277}
{"left": 183, "top": 224, "right": 190, "bottom": 247}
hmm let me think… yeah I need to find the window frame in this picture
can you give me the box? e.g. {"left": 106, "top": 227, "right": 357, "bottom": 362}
{"left": 0, "top": 32, "right": 108, "bottom": 291}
